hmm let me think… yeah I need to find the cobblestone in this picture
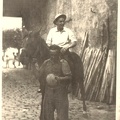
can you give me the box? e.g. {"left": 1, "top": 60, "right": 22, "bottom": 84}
{"left": 2, "top": 68, "right": 115, "bottom": 120}
{"left": 2, "top": 69, "right": 41, "bottom": 120}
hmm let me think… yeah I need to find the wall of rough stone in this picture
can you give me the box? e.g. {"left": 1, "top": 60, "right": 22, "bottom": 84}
{"left": 45, "top": 0, "right": 117, "bottom": 52}
{"left": 21, "top": 0, "right": 117, "bottom": 53}
{"left": 3, "top": 0, "right": 117, "bottom": 52}
{"left": 3, "top": 0, "right": 117, "bottom": 103}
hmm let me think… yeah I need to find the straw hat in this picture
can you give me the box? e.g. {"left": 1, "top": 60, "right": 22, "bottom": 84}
{"left": 53, "top": 14, "right": 66, "bottom": 24}
{"left": 46, "top": 74, "right": 58, "bottom": 87}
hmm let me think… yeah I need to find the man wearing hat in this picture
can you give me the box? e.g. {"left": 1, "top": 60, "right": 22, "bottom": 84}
{"left": 46, "top": 13, "right": 77, "bottom": 95}
{"left": 46, "top": 14, "right": 77, "bottom": 88}
{"left": 46, "top": 14, "right": 77, "bottom": 54}
{"left": 38, "top": 45, "right": 72, "bottom": 120}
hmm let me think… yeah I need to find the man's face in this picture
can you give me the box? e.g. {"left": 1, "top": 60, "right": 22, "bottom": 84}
{"left": 50, "top": 50, "right": 60, "bottom": 61}
{"left": 56, "top": 17, "right": 65, "bottom": 30}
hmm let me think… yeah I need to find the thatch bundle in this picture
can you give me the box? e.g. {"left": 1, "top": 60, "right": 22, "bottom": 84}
{"left": 99, "top": 49, "right": 116, "bottom": 104}
{"left": 78, "top": 16, "right": 116, "bottom": 104}
{"left": 80, "top": 47, "right": 116, "bottom": 104}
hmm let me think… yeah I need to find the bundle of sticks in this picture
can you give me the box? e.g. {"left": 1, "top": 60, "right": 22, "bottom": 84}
{"left": 78, "top": 17, "right": 116, "bottom": 104}
{"left": 77, "top": 16, "right": 116, "bottom": 104}
{"left": 79, "top": 46, "right": 116, "bottom": 104}
{"left": 99, "top": 49, "right": 116, "bottom": 104}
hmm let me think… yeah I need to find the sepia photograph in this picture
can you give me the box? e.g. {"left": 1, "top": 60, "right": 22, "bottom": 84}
{"left": 2, "top": 0, "right": 118, "bottom": 120}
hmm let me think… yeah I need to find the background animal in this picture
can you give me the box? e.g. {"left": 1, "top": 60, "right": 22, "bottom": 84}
{"left": 3, "top": 48, "right": 19, "bottom": 68}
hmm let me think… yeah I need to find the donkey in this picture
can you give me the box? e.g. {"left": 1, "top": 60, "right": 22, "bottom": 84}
{"left": 22, "top": 30, "right": 87, "bottom": 112}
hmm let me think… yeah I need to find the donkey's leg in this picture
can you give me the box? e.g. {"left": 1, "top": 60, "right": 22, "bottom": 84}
{"left": 76, "top": 59, "right": 87, "bottom": 111}
{"left": 72, "top": 53, "right": 87, "bottom": 112}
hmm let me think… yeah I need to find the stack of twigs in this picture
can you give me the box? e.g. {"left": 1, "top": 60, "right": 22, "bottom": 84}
{"left": 78, "top": 16, "right": 116, "bottom": 104}
{"left": 82, "top": 47, "right": 104, "bottom": 100}
{"left": 79, "top": 47, "right": 116, "bottom": 104}
{"left": 99, "top": 49, "right": 116, "bottom": 104}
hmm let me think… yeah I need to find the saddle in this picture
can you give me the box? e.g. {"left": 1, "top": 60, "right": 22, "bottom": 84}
{"left": 61, "top": 50, "right": 84, "bottom": 96}
{"left": 61, "top": 50, "right": 75, "bottom": 72}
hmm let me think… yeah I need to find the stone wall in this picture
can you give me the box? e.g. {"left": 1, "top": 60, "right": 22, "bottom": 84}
{"left": 3, "top": 0, "right": 117, "bottom": 51}
{"left": 22, "top": 0, "right": 117, "bottom": 53}
{"left": 3, "top": 0, "right": 117, "bottom": 103}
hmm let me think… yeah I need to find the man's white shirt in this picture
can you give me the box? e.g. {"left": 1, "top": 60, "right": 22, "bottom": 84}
{"left": 46, "top": 27, "right": 77, "bottom": 47}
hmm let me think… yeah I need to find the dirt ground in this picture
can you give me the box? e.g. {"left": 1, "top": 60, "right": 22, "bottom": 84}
{"left": 2, "top": 68, "right": 116, "bottom": 120}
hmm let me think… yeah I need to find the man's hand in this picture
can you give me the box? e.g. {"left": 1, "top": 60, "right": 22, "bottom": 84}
{"left": 60, "top": 41, "right": 77, "bottom": 54}
{"left": 55, "top": 76, "right": 61, "bottom": 81}
{"left": 55, "top": 75, "right": 72, "bottom": 81}
{"left": 61, "top": 46, "right": 69, "bottom": 54}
